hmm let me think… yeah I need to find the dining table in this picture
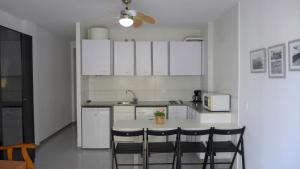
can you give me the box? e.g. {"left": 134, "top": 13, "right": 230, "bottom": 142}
{"left": 113, "top": 119, "right": 237, "bottom": 130}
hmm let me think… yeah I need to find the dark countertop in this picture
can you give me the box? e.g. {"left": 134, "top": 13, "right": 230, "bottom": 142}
{"left": 82, "top": 101, "right": 176, "bottom": 107}
{"left": 82, "top": 101, "right": 230, "bottom": 114}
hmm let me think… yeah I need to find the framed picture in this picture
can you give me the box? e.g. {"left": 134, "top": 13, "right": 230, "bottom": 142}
{"left": 288, "top": 39, "right": 300, "bottom": 71}
{"left": 268, "top": 44, "right": 286, "bottom": 78}
{"left": 250, "top": 48, "right": 266, "bottom": 73}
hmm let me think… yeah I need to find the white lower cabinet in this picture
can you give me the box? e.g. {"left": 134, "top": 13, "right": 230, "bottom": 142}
{"left": 168, "top": 105, "right": 187, "bottom": 141}
{"left": 82, "top": 107, "right": 110, "bottom": 149}
{"left": 113, "top": 106, "right": 135, "bottom": 123}
{"left": 113, "top": 106, "right": 135, "bottom": 142}
{"left": 136, "top": 107, "right": 167, "bottom": 120}
{"left": 168, "top": 105, "right": 187, "bottom": 120}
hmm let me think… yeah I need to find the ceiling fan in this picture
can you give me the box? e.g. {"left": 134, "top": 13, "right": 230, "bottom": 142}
{"left": 118, "top": 0, "right": 156, "bottom": 28}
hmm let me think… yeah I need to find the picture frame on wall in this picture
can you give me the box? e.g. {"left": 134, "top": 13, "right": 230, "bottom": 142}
{"left": 250, "top": 48, "right": 266, "bottom": 73}
{"left": 268, "top": 44, "right": 286, "bottom": 78}
{"left": 288, "top": 39, "right": 300, "bottom": 71}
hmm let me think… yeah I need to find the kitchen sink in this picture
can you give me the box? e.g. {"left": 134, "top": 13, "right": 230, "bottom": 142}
{"left": 117, "top": 101, "right": 137, "bottom": 105}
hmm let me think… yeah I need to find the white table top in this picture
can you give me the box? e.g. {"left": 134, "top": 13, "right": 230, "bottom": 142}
{"left": 113, "top": 119, "right": 237, "bottom": 130}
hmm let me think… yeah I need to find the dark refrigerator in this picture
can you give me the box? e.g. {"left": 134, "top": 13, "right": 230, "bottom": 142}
{"left": 0, "top": 26, "right": 35, "bottom": 160}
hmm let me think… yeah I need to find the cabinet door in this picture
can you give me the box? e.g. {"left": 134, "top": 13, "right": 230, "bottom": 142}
{"left": 152, "top": 41, "right": 169, "bottom": 76}
{"left": 168, "top": 106, "right": 187, "bottom": 120}
{"left": 136, "top": 41, "right": 151, "bottom": 76}
{"left": 82, "top": 40, "right": 111, "bottom": 75}
{"left": 113, "top": 106, "right": 135, "bottom": 142}
{"left": 168, "top": 106, "right": 187, "bottom": 141}
{"left": 114, "top": 41, "right": 134, "bottom": 76}
{"left": 136, "top": 107, "right": 167, "bottom": 120}
{"left": 82, "top": 108, "right": 110, "bottom": 148}
{"left": 113, "top": 106, "right": 135, "bottom": 123}
{"left": 170, "top": 41, "right": 202, "bottom": 75}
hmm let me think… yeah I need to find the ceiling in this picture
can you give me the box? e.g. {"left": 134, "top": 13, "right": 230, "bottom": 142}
{"left": 0, "top": 0, "right": 239, "bottom": 39}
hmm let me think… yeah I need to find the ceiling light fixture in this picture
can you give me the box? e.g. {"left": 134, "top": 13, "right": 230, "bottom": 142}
{"left": 119, "top": 15, "right": 133, "bottom": 27}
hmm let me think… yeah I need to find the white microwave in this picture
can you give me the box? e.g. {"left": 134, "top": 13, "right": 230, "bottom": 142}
{"left": 202, "top": 93, "right": 230, "bottom": 112}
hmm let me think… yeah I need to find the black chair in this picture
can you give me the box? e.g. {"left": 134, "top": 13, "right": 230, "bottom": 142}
{"left": 208, "top": 127, "right": 246, "bottom": 169}
{"left": 177, "top": 128, "right": 212, "bottom": 169}
{"left": 146, "top": 128, "right": 179, "bottom": 169}
{"left": 111, "top": 129, "right": 145, "bottom": 169}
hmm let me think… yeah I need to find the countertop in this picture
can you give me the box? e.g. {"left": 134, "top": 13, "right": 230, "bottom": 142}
{"left": 82, "top": 101, "right": 171, "bottom": 107}
{"left": 82, "top": 101, "right": 230, "bottom": 114}
{"left": 113, "top": 119, "right": 237, "bottom": 130}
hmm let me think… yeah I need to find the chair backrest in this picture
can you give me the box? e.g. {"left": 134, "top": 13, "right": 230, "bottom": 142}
{"left": 179, "top": 128, "right": 211, "bottom": 136}
{"left": 211, "top": 126, "right": 246, "bottom": 147}
{"left": 179, "top": 128, "right": 213, "bottom": 143}
{"left": 0, "top": 144, "right": 37, "bottom": 169}
{"left": 111, "top": 129, "right": 145, "bottom": 141}
{"left": 212, "top": 127, "right": 245, "bottom": 136}
{"left": 146, "top": 128, "right": 179, "bottom": 141}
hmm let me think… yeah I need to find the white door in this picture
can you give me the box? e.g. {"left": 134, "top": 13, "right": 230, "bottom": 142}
{"left": 136, "top": 41, "right": 151, "bottom": 76}
{"left": 82, "top": 40, "right": 111, "bottom": 75}
{"left": 114, "top": 41, "right": 134, "bottom": 76}
{"left": 170, "top": 41, "right": 202, "bottom": 75}
{"left": 152, "top": 41, "right": 169, "bottom": 76}
{"left": 82, "top": 108, "right": 110, "bottom": 148}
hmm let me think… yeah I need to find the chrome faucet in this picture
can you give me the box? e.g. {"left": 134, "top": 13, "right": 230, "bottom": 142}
{"left": 126, "top": 89, "right": 138, "bottom": 103}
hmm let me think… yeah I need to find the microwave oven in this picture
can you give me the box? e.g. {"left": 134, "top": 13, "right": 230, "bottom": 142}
{"left": 202, "top": 93, "right": 230, "bottom": 112}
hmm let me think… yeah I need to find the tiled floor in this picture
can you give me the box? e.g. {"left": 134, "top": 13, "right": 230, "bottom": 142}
{"left": 35, "top": 124, "right": 227, "bottom": 169}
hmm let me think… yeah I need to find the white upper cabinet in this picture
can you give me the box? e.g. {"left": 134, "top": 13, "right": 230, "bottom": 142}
{"left": 114, "top": 41, "right": 134, "bottom": 76}
{"left": 152, "top": 41, "right": 169, "bottom": 76}
{"left": 170, "top": 41, "right": 202, "bottom": 76}
{"left": 82, "top": 40, "right": 111, "bottom": 75}
{"left": 136, "top": 41, "right": 152, "bottom": 76}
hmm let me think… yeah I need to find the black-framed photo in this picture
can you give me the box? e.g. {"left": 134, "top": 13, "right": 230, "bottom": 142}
{"left": 268, "top": 44, "right": 286, "bottom": 78}
{"left": 288, "top": 39, "right": 300, "bottom": 71}
{"left": 250, "top": 48, "right": 266, "bottom": 73}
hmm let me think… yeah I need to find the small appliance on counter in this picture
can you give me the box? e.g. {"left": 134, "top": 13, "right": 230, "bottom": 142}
{"left": 192, "top": 90, "right": 202, "bottom": 103}
{"left": 202, "top": 92, "right": 230, "bottom": 112}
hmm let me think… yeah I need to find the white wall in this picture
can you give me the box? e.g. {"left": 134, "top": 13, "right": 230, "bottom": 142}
{"left": 109, "top": 26, "right": 202, "bottom": 41}
{"left": 239, "top": 0, "right": 300, "bottom": 169}
{"left": 0, "top": 9, "right": 72, "bottom": 144}
{"left": 82, "top": 27, "right": 203, "bottom": 102}
{"left": 34, "top": 27, "right": 72, "bottom": 142}
{"left": 212, "top": 5, "right": 239, "bottom": 123}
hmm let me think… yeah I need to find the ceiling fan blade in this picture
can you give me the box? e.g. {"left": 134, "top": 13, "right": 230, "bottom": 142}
{"left": 137, "top": 12, "right": 156, "bottom": 24}
{"left": 133, "top": 18, "right": 143, "bottom": 28}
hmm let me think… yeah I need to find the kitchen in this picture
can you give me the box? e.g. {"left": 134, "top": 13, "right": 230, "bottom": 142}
{"left": 0, "top": 0, "right": 299, "bottom": 169}
{"left": 77, "top": 20, "right": 236, "bottom": 168}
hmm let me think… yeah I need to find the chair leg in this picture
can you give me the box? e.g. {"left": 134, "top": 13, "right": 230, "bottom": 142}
{"left": 210, "top": 152, "right": 214, "bottom": 169}
{"left": 241, "top": 153, "right": 246, "bottom": 169}
{"left": 241, "top": 140, "right": 246, "bottom": 169}
{"left": 114, "top": 154, "right": 118, "bottom": 169}
{"left": 176, "top": 152, "right": 181, "bottom": 169}
{"left": 229, "top": 152, "right": 238, "bottom": 169}
{"left": 202, "top": 152, "right": 208, "bottom": 169}
{"left": 146, "top": 151, "right": 149, "bottom": 169}
{"left": 172, "top": 152, "right": 177, "bottom": 169}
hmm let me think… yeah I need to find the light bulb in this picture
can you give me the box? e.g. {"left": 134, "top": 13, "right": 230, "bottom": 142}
{"left": 119, "top": 16, "right": 133, "bottom": 27}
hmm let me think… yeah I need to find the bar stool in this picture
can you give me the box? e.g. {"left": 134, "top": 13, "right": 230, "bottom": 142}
{"left": 111, "top": 129, "right": 145, "bottom": 169}
{"left": 208, "top": 127, "right": 246, "bottom": 169}
{"left": 146, "top": 128, "right": 179, "bottom": 169}
{"left": 177, "top": 128, "right": 212, "bottom": 169}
